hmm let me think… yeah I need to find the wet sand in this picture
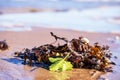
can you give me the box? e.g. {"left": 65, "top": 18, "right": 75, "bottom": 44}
{"left": 0, "top": 7, "right": 65, "bottom": 14}
{"left": 0, "top": 27, "right": 120, "bottom": 80}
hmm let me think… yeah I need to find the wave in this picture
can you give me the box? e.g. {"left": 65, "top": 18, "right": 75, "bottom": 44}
{"left": 0, "top": 6, "right": 120, "bottom": 33}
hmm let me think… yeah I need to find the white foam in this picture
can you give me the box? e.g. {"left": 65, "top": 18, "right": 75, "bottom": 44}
{"left": 107, "top": 18, "right": 120, "bottom": 25}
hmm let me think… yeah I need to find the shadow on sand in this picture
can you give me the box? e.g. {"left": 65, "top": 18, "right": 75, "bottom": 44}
{"left": 1, "top": 57, "right": 23, "bottom": 64}
{"left": 1, "top": 57, "right": 49, "bottom": 72}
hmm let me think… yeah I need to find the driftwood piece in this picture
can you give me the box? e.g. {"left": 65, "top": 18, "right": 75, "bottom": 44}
{"left": 50, "top": 32, "right": 83, "bottom": 57}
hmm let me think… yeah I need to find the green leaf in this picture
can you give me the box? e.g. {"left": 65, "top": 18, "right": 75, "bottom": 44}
{"left": 49, "top": 59, "right": 64, "bottom": 71}
{"left": 65, "top": 61, "right": 73, "bottom": 70}
{"left": 49, "top": 53, "right": 73, "bottom": 72}
{"left": 49, "top": 57, "right": 63, "bottom": 63}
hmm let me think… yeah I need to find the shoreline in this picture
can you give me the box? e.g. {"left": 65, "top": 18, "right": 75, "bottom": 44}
{"left": 0, "top": 27, "right": 120, "bottom": 80}
{"left": 0, "top": 5, "right": 120, "bottom": 14}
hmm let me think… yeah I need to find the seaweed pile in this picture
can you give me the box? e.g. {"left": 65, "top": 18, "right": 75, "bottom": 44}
{"left": 14, "top": 32, "right": 115, "bottom": 72}
{"left": 0, "top": 40, "right": 8, "bottom": 51}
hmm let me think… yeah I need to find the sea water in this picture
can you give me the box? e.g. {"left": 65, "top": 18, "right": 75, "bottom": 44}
{"left": 0, "top": 0, "right": 120, "bottom": 33}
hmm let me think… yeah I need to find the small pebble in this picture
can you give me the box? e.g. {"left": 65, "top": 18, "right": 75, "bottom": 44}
{"left": 115, "top": 36, "right": 120, "bottom": 41}
{"left": 114, "top": 56, "right": 117, "bottom": 59}
{"left": 81, "top": 37, "right": 89, "bottom": 44}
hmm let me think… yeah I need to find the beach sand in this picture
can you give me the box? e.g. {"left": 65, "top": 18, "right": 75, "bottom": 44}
{"left": 0, "top": 7, "right": 63, "bottom": 14}
{"left": 0, "top": 27, "right": 120, "bottom": 80}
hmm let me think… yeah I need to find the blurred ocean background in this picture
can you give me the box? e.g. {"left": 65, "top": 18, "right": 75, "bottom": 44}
{"left": 0, "top": 0, "right": 120, "bottom": 33}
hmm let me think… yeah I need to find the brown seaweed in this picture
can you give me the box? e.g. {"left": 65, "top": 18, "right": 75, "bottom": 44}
{"left": 14, "top": 32, "right": 115, "bottom": 72}
{"left": 0, "top": 40, "right": 8, "bottom": 51}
